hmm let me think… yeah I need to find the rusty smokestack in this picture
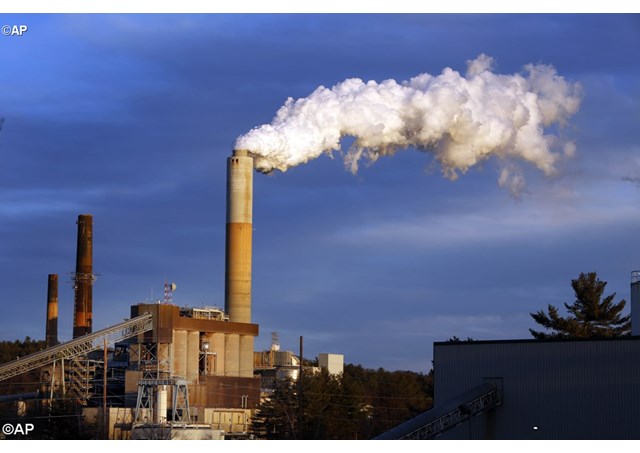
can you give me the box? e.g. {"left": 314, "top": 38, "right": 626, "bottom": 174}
{"left": 225, "top": 150, "right": 253, "bottom": 323}
{"left": 45, "top": 274, "right": 58, "bottom": 348}
{"left": 73, "top": 214, "right": 93, "bottom": 338}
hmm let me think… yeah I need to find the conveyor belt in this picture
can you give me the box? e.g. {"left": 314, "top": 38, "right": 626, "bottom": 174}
{"left": 0, "top": 313, "right": 153, "bottom": 382}
{"left": 375, "top": 381, "right": 501, "bottom": 440}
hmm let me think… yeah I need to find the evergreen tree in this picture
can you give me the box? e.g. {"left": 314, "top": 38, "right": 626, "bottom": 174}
{"left": 530, "top": 272, "right": 631, "bottom": 339}
{"left": 251, "top": 364, "right": 433, "bottom": 439}
{"left": 251, "top": 378, "right": 299, "bottom": 439}
{"left": 0, "top": 337, "right": 46, "bottom": 364}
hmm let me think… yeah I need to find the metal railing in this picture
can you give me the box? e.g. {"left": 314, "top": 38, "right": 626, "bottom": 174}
{"left": 400, "top": 388, "right": 500, "bottom": 439}
{"left": 0, "top": 313, "right": 153, "bottom": 382}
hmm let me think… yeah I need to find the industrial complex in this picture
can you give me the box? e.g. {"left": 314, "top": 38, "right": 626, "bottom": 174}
{"left": 0, "top": 148, "right": 638, "bottom": 440}
{"left": 0, "top": 149, "right": 343, "bottom": 440}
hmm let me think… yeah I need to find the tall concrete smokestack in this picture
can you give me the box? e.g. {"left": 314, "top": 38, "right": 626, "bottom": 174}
{"left": 45, "top": 274, "right": 58, "bottom": 348}
{"left": 225, "top": 150, "right": 255, "bottom": 378}
{"left": 73, "top": 214, "right": 93, "bottom": 338}
{"left": 225, "top": 149, "right": 253, "bottom": 323}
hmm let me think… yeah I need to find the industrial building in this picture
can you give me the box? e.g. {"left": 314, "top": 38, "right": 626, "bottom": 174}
{"left": 3, "top": 145, "right": 637, "bottom": 440}
{"left": 318, "top": 353, "right": 344, "bottom": 376}
{"left": 253, "top": 334, "right": 344, "bottom": 387}
{"left": 0, "top": 149, "right": 266, "bottom": 439}
{"left": 377, "top": 271, "right": 640, "bottom": 440}
{"left": 0, "top": 148, "right": 348, "bottom": 440}
{"left": 122, "top": 302, "right": 261, "bottom": 438}
{"left": 429, "top": 336, "right": 640, "bottom": 439}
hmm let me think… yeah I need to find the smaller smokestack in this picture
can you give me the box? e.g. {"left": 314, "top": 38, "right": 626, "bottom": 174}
{"left": 73, "top": 214, "right": 93, "bottom": 339}
{"left": 632, "top": 271, "right": 640, "bottom": 336}
{"left": 45, "top": 274, "right": 58, "bottom": 348}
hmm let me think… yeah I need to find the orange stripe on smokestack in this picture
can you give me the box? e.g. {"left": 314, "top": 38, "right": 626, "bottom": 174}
{"left": 225, "top": 149, "right": 253, "bottom": 323}
{"left": 46, "top": 274, "right": 58, "bottom": 348}
{"left": 73, "top": 214, "right": 93, "bottom": 338}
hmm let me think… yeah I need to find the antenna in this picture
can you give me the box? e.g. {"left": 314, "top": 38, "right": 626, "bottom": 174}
{"left": 164, "top": 281, "right": 177, "bottom": 304}
{"left": 271, "top": 331, "right": 280, "bottom": 351}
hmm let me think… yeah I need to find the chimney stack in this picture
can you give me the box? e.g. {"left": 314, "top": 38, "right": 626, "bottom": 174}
{"left": 225, "top": 150, "right": 253, "bottom": 323}
{"left": 73, "top": 214, "right": 93, "bottom": 338}
{"left": 45, "top": 274, "right": 58, "bottom": 348}
{"left": 224, "top": 150, "right": 256, "bottom": 378}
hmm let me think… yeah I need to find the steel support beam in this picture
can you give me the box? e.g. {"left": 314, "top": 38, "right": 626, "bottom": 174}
{"left": 0, "top": 313, "right": 153, "bottom": 382}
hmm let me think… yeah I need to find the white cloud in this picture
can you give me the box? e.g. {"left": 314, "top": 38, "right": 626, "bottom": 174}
{"left": 329, "top": 177, "right": 640, "bottom": 250}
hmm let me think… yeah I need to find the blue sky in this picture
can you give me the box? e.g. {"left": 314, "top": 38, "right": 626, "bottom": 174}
{"left": 0, "top": 14, "right": 639, "bottom": 372}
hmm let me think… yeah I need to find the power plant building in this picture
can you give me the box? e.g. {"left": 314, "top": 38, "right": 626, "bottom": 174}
{"left": 119, "top": 149, "right": 261, "bottom": 436}
{"left": 126, "top": 303, "right": 260, "bottom": 408}
{"left": 0, "top": 150, "right": 264, "bottom": 439}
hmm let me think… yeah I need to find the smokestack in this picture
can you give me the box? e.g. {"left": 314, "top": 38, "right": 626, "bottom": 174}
{"left": 225, "top": 149, "right": 253, "bottom": 323}
{"left": 45, "top": 274, "right": 58, "bottom": 348}
{"left": 632, "top": 271, "right": 640, "bottom": 336}
{"left": 73, "top": 214, "right": 93, "bottom": 338}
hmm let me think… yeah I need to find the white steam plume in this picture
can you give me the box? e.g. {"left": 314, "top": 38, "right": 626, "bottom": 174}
{"left": 235, "top": 55, "right": 582, "bottom": 191}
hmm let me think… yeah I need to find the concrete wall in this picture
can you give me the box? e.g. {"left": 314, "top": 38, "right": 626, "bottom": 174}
{"left": 225, "top": 334, "right": 240, "bottom": 376}
{"left": 209, "top": 332, "right": 225, "bottom": 376}
{"left": 186, "top": 330, "right": 200, "bottom": 383}
{"left": 173, "top": 329, "right": 187, "bottom": 379}
{"left": 239, "top": 335, "right": 254, "bottom": 378}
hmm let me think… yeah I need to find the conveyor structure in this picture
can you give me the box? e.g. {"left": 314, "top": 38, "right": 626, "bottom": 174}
{"left": 375, "top": 381, "right": 501, "bottom": 440}
{"left": 0, "top": 313, "right": 153, "bottom": 382}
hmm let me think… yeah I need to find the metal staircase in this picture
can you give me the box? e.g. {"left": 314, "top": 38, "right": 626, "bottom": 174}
{"left": 0, "top": 313, "right": 153, "bottom": 382}
{"left": 66, "top": 357, "right": 99, "bottom": 402}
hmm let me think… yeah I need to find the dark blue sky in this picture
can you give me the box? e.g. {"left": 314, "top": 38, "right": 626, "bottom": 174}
{"left": 1, "top": 14, "right": 639, "bottom": 372}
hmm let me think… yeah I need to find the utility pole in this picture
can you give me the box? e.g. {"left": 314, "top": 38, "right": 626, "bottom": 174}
{"left": 61, "top": 359, "right": 65, "bottom": 395}
{"left": 103, "top": 337, "right": 108, "bottom": 439}
{"left": 50, "top": 360, "right": 55, "bottom": 400}
{"left": 298, "top": 335, "right": 303, "bottom": 439}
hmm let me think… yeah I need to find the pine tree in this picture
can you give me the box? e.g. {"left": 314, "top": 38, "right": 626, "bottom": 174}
{"left": 251, "top": 378, "right": 300, "bottom": 439}
{"left": 530, "top": 272, "right": 631, "bottom": 339}
{"left": 250, "top": 364, "right": 433, "bottom": 439}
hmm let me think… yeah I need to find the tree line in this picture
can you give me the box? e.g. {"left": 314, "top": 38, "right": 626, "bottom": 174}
{"left": 251, "top": 364, "right": 433, "bottom": 439}
{"left": 0, "top": 337, "right": 46, "bottom": 365}
{"left": 253, "top": 271, "right": 632, "bottom": 439}
{"left": 0, "top": 270, "right": 631, "bottom": 440}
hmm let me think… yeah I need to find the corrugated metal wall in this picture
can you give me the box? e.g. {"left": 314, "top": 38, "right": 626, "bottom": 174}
{"left": 433, "top": 338, "right": 640, "bottom": 439}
